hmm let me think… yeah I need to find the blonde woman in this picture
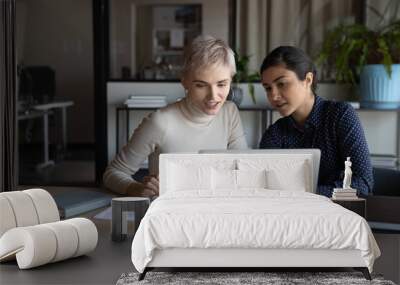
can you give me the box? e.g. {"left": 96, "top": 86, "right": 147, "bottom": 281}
{"left": 104, "top": 36, "right": 248, "bottom": 197}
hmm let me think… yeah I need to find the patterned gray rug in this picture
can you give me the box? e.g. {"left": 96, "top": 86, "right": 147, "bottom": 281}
{"left": 116, "top": 271, "right": 396, "bottom": 285}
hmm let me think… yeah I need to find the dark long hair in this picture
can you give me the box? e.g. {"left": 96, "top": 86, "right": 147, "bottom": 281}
{"left": 260, "top": 46, "right": 318, "bottom": 94}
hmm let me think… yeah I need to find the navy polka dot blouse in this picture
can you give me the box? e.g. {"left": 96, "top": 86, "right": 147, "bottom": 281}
{"left": 259, "top": 95, "right": 373, "bottom": 197}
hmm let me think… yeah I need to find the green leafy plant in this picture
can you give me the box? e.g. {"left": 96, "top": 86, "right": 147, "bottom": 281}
{"left": 317, "top": 14, "right": 400, "bottom": 84}
{"left": 233, "top": 52, "right": 260, "bottom": 103}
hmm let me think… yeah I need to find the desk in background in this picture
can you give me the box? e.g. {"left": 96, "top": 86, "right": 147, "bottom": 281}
{"left": 18, "top": 100, "right": 74, "bottom": 169}
{"left": 115, "top": 105, "right": 273, "bottom": 152}
{"left": 18, "top": 109, "right": 54, "bottom": 169}
{"left": 33, "top": 100, "right": 74, "bottom": 152}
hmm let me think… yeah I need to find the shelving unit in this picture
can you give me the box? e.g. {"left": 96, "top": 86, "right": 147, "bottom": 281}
{"left": 356, "top": 107, "right": 400, "bottom": 169}
{"left": 115, "top": 105, "right": 272, "bottom": 152}
{"left": 268, "top": 106, "right": 400, "bottom": 169}
{"left": 114, "top": 103, "right": 400, "bottom": 170}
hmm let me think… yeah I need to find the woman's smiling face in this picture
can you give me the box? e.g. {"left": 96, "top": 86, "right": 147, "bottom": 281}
{"left": 261, "top": 64, "right": 313, "bottom": 117}
{"left": 182, "top": 63, "right": 232, "bottom": 115}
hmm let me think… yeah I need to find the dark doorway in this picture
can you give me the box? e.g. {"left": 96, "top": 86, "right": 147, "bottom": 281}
{"left": 16, "top": 0, "right": 107, "bottom": 186}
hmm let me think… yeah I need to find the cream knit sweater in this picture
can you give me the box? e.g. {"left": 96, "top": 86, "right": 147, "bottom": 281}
{"left": 103, "top": 98, "right": 248, "bottom": 194}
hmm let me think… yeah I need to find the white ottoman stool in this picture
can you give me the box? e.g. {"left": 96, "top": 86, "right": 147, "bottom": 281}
{"left": 111, "top": 197, "right": 150, "bottom": 242}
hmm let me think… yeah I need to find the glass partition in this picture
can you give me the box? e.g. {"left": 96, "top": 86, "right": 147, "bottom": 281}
{"left": 109, "top": 0, "right": 365, "bottom": 82}
{"left": 109, "top": 0, "right": 230, "bottom": 81}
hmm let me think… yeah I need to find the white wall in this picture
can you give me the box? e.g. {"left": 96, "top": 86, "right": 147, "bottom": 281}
{"left": 107, "top": 82, "right": 399, "bottom": 162}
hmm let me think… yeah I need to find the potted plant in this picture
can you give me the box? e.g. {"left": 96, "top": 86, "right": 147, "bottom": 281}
{"left": 228, "top": 52, "right": 260, "bottom": 106}
{"left": 317, "top": 16, "right": 400, "bottom": 109}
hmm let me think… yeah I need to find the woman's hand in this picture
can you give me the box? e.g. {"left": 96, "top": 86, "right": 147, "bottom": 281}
{"left": 142, "top": 175, "right": 159, "bottom": 196}
{"left": 126, "top": 176, "right": 159, "bottom": 197}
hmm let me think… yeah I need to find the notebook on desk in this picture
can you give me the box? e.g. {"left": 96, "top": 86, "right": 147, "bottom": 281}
{"left": 53, "top": 190, "right": 113, "bottom": 218}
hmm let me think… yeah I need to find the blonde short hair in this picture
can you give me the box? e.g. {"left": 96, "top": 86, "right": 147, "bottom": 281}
{"left": 182, "top": 35, "right": 236, "bottom": 77}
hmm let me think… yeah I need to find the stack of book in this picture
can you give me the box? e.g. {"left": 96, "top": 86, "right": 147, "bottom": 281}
{"left": 124, "top": 95, "right": 167, "bottom": 108}
{"left": 347, "top": 101, "right": 360, "bottom": 109}
{"left": 332, "top": 188, "right": 358, "bottom": 200}
{"left": 370, "top": 155, "right": 398, "bottom": 169}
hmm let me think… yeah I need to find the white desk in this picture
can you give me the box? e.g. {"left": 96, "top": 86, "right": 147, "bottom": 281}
{"left": 33, "top": 101, "right": 74, "bottom": 151}
{"left": 18, "top": 100, "right": 74, "bottom": 170}
{"left": 18, "top": 110, "right": 54, "bottom": 169}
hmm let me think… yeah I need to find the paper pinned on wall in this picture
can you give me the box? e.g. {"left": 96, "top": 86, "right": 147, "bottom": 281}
{"left": 170, "top": 29, "right": 184, "bottom": 48}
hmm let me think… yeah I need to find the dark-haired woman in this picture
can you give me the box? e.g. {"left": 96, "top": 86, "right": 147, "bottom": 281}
{"left": 259, "top": 46, "right": 373, "bottom": 197}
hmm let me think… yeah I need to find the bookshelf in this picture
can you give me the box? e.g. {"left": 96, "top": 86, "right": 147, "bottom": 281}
{"left": 115, "top": 105, "right": 272, "bottom": 152}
